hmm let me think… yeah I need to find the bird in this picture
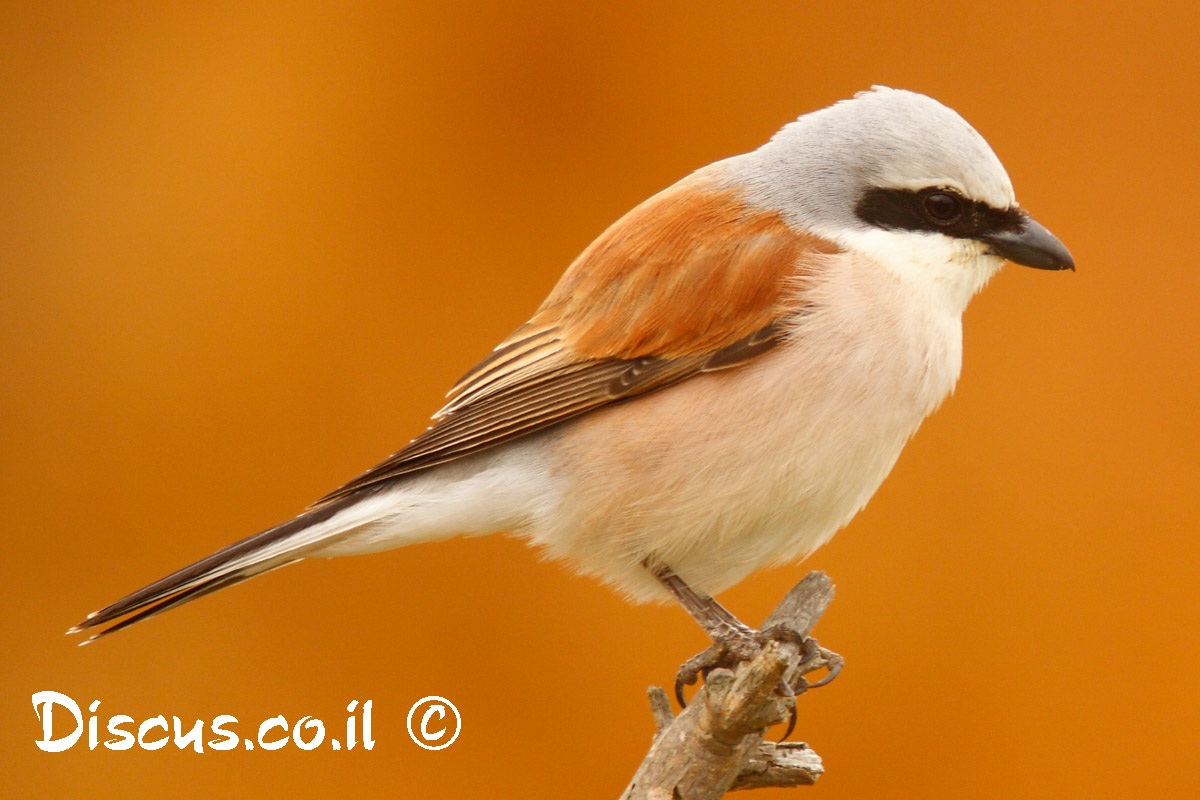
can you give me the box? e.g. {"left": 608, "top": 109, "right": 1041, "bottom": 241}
{"left": 70, "top": 87, "right": 1073, "bottom": 658}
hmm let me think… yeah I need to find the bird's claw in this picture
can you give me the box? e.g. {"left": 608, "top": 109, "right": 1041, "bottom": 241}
{"left": 789, "top": 637, "right": 844, "bottom": 693}
{"left": 672, "top": 628, "right": 844, "bottom": 744}
{"left": 673, "top": 624, "right": 826, "bottom": 708}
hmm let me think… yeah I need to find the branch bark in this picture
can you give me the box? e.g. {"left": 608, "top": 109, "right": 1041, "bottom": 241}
{"left": 620, "top": 571, "right": 836, "bottom": 800}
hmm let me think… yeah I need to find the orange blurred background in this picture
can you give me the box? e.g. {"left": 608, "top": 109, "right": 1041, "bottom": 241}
{"left": 3, "top": 1, "right": 1198, "bottom": 797}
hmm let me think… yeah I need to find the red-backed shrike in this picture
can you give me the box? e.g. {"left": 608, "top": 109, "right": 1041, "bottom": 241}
{"left": 72, "top": 87, "right": 1072, "bottom": 649}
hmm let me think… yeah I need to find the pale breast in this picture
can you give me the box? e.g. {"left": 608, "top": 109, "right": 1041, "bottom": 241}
{"left": 525, "top": 250, "right": 965, "bottom": 603}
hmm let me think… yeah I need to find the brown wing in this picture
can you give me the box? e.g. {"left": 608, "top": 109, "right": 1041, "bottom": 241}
{"left": 312, "top": 175, "right": 837, "bottom": 506}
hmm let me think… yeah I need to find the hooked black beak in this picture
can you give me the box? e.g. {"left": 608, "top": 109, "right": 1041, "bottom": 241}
{"left": 981, "top": 214, "right": 1075, "bottom": 271}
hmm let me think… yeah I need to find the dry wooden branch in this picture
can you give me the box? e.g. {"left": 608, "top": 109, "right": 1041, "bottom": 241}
{"left": 620, "top": 572, "right": 836, "bottom": 800}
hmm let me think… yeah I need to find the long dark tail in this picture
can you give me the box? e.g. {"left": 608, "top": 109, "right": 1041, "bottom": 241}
{"left": 69, "top": 494, "right": 364, "bottom": 644}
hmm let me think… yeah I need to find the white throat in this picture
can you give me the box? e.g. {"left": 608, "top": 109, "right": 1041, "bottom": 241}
{"left": 831, "top": 226, "right": 1005, "bottom": 316}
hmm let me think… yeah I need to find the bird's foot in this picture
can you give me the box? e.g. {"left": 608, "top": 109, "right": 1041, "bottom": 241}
{"left": 793, "top": 636, "right": 844, "bottom": 692}
{"left": 674, "top": 626, "right": 844, "bottom": 741}
{"left": 674, "top": 623, "right": 758, "bottom": 707}
{"left": 674, "top": 623, "right": 833, "bottom": 706}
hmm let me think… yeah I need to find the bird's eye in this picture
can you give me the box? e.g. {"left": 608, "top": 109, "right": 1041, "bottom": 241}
{"left": 923, "top": 191, "right": 964, "bottom": 224}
